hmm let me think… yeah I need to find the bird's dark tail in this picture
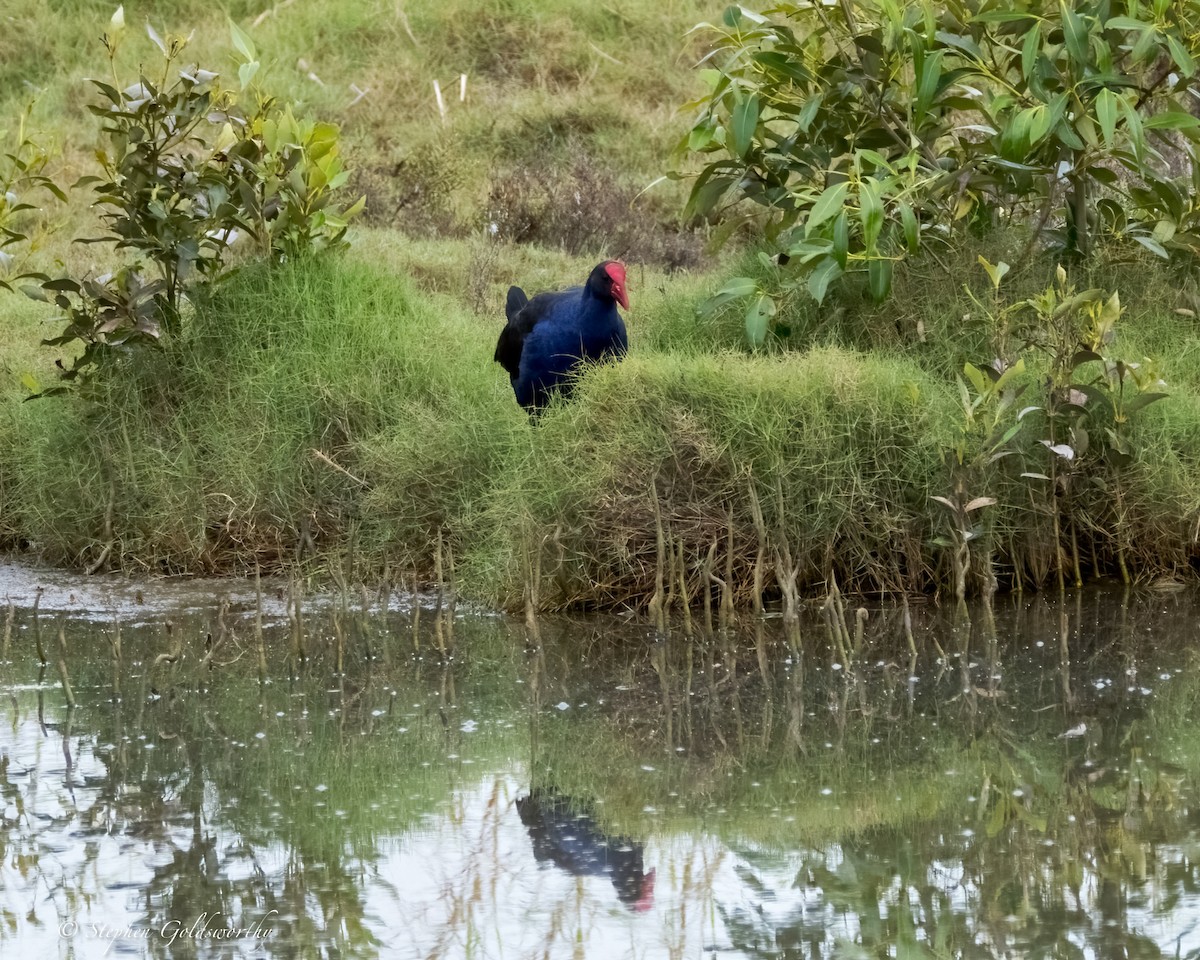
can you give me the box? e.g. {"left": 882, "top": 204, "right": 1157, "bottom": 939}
{"left": 506, "top": 286, "right": 529, "bottom": 323}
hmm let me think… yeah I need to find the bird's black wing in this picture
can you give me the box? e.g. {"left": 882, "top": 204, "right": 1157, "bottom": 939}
{"left": 493, "top": 286, "right": 571, "bottom": 379}
{"left": 494, "top": 287, "right": 528, "bottom": 378}
{"left": 506, "top": 285, "right": 528, "bottom": 323}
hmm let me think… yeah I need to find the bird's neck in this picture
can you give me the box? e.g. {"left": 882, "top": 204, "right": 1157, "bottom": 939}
{"left": 580, "top": 287, "right": 617, "bottom": 323}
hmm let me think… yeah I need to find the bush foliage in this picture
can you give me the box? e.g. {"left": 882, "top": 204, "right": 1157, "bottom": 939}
{"left": 681, "top": 1, "right": 1200, "bottom": 343}
{"left": 5, "top": 10, "right": 362, "bottom": 394}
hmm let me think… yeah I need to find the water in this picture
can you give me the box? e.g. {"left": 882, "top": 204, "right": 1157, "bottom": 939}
{"left": 2, "top": 562, "right": 1199, "bottom": 959}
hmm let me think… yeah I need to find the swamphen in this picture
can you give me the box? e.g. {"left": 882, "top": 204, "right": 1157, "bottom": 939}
{"left": 517, "top": 788, "right": 655, "bottom": 911}
{"left": 494, "top": 260, "right": 629, "bottom": 413}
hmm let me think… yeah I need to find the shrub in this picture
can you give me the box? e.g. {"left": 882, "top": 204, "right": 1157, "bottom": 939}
{"left": 10, "top": 9, "right": 363, "bottom": 393}
{"left": 680, "top": 1, "right": 1200, "bottom": 341}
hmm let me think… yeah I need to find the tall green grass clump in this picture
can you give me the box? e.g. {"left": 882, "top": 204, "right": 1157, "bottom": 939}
{"left": 467, "top": 347, "right": 961, "bottom": 609}
{"left": 0, "top": 256, "right": 521, "bottom": 573}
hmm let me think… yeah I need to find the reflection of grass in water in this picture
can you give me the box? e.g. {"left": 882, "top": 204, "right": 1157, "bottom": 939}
{"left": 10, "top": 592, "right": 1200, "bottom": 857}
{"left": 534, "top": 709, "right": 980, "bottom": 846}
{"left": 519, "top": 608, "right": 1200, "bottom": 855}
{"left": 522, "top": 626, "right": 971, "bottom": 843}
{"left": 6, "top": 598, "right": 1200, "bottom": 957}
{"left": 4, "top": 614, "right": 531, "bottom": 857}
{"left": 1, "top": 613, "right": 541, "bottom": 957}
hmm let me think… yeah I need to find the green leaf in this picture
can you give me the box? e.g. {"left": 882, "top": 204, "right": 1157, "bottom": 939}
{"left": 974, "top": 10, "right": 1038, "bottom": 23}
{"left": 1074, "top": 107, "right": 1099, "bottom": 148}
{"left": 963, "top": 362, "right": 988, "bottom": 397}
{"left": 752, "top": 50, "right": 811, "bottom": 84}
{"left": 730, "top": 93, "right": 760, "bottom": 159}
{"left": 1045, "top": 91, "right": 1069, "bottom": 132}
{"left": 805, "top": 181, "right": 849, "bottom": 237}
{"left": 42, "top": 278, "right": 82, "bottom": 293}
{"left": 89, "top": 79, "right": 122, "bottom": 105}
{"left": 1131, "top": 24, "right": 1158, "bottom": 63}
{"left": 688, "top": 118, "right": 717, "bottom": 152}
{"left": 934, "top": 31, "right": 982, "bottom": 60}
{"left": 744, "top": 293, "right": 775, "bottom": 347}
{"left": 832, "top": 211, "right": 849, "bottom": 268}
{"left": 717, "top": 276, "right": 758, "bottom": 298}
{"left": 685, "top": 172, "right": 734, "bottom": 218}
{"left": 1167, "top": 34, "right": 1196, "bottom": 78}
{"left": 797, "top": 94, "right": 823, "bottom": 133}
{"left": 1150, "top": 179, "right": 1184, "bottom": 220}
{"left": 1124, "top": 391, "right": 1168, "bottom": 414}
{"left": 1132, "top": 233, "right": 1169, "bottom": 258}
{"left": 867, "top": 257, "right": 892, "bottom": 303}
{"left": 229, "top": 18, "right": 257, "bottom": 62}
{"left": 1144, "top": 110, "right": 1200, "bottom": 133}
{"left": 997, "top": 423, "right": 1023, "bottom": 447}
{"left": 1055, "top": 119, "right": 1086, "bottom": 150}
{"left": 1104, "top": 16, "right": 1150, "bottom": 31}
{"left": 1026, "top": 103, "right": 1052, "bottom": 145}
{"left": 994, "top": 357, "right": 1025, "bottom": 392}
{"left": 786, "top": 239, "right": 834, "bottom": 263}
{"left": 1002, "top": 108, "right": 1034, "bottom": 159}
{"left": 1061, "top": 2, "right": 1090, "bottom": 68}
{"left": 977, "top": 255, "right": 1010, "bottom": 291}
{"left": 807, "top": 257, "right": 843, "bottom": 304}
{"left": 914, "top": 49, "right": 943, "bottom": 124}
{"left": 697, "top": 277, "right": 759, "bottom": 318}
{"left": 238, "top": 61, "right": 260, "bottom": 89}
{"left": 1020, "top": 24, "right": 1040, "bottom": 79}
{"left": 859, "top": 178, "right": 884, "bottom": 252}
{"left": 1095, "top": 88, "right": 1118, "bottom": 146}
{"left": 900, "top": 203, "right": 919, "bottom": 254}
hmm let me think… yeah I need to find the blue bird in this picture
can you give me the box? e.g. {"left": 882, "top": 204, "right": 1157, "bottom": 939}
{"left": 517, "top": 788, "right": 655, "bottom": 912}
{"left": 494, "top": 260, "right": 629, "bottom": 413}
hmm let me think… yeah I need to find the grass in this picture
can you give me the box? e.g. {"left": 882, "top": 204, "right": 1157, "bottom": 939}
{"left": 0, "top": 251, "right": 954, "bottom": 600}
{"left": 1, "top": 252, "right": 518, "bottom": 571}
{"left": 1, "top": 0, "right": 711, "bottom": 268}
{"left": 464, "top": 345, "right": 959, "bottom": 608}
{"left": 5, "top": 227, "right": 1200, "bottom": 605}
{"left": 7, "top": 238, "right": 1197, "bottom": 607}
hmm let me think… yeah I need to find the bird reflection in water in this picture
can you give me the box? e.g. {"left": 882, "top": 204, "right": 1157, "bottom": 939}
{"left": 516, "top": 788, "right": 655, "bottom": 912}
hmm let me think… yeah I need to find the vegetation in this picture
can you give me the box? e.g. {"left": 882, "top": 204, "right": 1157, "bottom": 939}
{"left": 7, "top": 14, "right": 363, "bottom": 392}
{"left": 682, "top": 0, "right": 1200, "bottom": 327}
{"left": 1, "top": 1, "right": 1200, "bottom": 611}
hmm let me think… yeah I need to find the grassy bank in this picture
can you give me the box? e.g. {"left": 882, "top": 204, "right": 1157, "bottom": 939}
{"left": 3, "top": 244, "right": 1199, "bottom": 609}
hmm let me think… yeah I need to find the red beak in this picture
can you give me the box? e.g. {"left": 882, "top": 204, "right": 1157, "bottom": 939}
{"left": 612, "top": 283, "right": 629, "bottom": 311}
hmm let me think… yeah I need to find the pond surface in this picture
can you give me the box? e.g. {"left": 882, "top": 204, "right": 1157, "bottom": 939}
{"left": 2, "top": 561, "right": 1200, "bottom": 959}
